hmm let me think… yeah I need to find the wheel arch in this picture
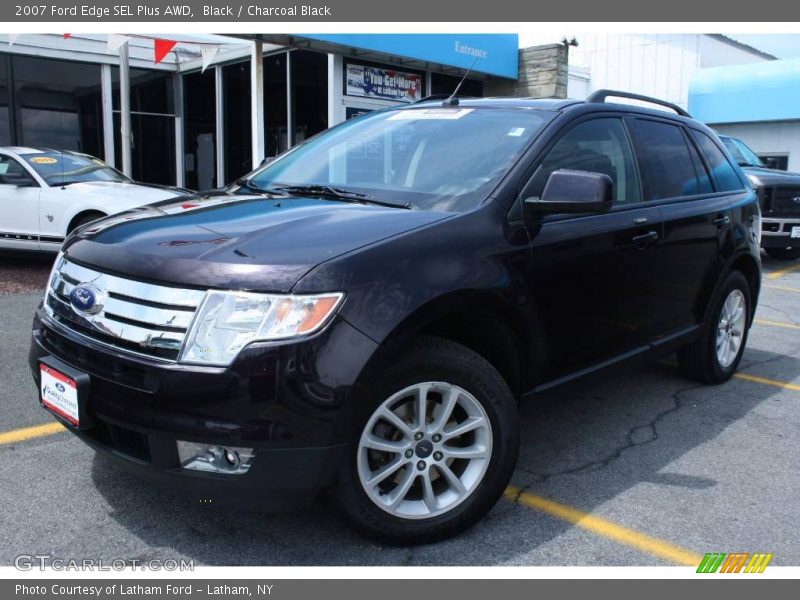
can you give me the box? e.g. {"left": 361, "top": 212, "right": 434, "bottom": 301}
{"left": 355, "top": 291, "right": 542, "bottom": 398}
{"left": 66, "top": 209, "right": 106, "bottom": 235}
{"left": 729, "top": 252, "right": 761, "bottom": 322}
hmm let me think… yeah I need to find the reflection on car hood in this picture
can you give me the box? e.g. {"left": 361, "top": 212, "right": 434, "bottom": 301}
{"left": 742, "top": 166, "right": 800, "bottom": 188}
{"left": 63, "top": 194, "right": 452, "bottom": 293}
{"left": 57, "top": 181, "right": 183, "bottom": 203}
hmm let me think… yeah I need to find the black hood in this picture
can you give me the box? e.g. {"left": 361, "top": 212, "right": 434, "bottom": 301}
{"left": 64, "top": 194, "right": 451, "bottom": 292}
{"left": 741, "top": 165, "right": 800, "bottom": 188}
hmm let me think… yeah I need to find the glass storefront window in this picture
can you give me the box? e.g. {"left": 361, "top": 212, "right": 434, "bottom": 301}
{"left": 264, "top": 52, "right": 288, "bottom": 159}
{"left": 430, "top": 72, "right": 484, "bottom": 98}
{"left": 0, "top": 56, "right": 10, "bottom": 145}
{"left": 183, "top": 69, "right": 216, "bottom": 191}
{"left": 10, "top": 54, "right": 103, "bottom": 156}
{"left": 112, "top": 67, "right": 176, "bottom": 186}
{"left": 291, "top": 50, "right": 328, "bottom": 146}
{"left": 223, "top": 61, "right": 251, "bottom": 182}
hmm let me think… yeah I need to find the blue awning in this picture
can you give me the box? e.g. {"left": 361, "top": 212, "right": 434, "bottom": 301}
{"left": 258, "top": 34, "right": 520, "bottom": 80}
{"left": 689, "top": 58, "right": 800, "bottom": 124}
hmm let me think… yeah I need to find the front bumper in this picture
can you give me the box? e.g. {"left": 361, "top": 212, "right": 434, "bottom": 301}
{"left": 762, "top": 217, "right": 800, "bottom": 248}
{"left": 29, "top": 305, "right": 378, "bottom": 510}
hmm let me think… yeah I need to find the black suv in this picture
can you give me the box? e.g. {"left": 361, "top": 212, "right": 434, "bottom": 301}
{"left": 30, "top": 90, "right": 761, "bottom": 543}
{"left": 720, "top": 134, "right": 800, "bottom": 261}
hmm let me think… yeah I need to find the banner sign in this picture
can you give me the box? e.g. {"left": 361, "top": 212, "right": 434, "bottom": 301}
{"left": 345, "top": 63, "right": 422, "bottom": 103}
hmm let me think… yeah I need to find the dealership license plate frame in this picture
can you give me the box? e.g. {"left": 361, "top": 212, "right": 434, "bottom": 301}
{"left": 39, "top": 356, "right": 92, "bottom": 430}
{"left": 791, "top": 226, "right": 800, "bottom": 239}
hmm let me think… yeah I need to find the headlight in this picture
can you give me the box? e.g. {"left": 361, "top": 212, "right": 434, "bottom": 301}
{"left": 179, "top": 291, "right": 344, "bottom": 366}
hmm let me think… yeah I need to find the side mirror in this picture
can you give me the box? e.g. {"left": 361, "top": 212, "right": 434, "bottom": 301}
{"left": 524, "top": 169, "right": 613, "bottom": 215}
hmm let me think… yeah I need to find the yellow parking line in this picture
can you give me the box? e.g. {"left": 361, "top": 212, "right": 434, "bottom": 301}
{"left": 504, "top": 486, "right": 702, "bottom": 566}
{"left": 734, "top": 373, "right": 800, "bottom": 392}
{"left": 755, "top": 318, "right": 800, "bottom": 331}
{"left": 0, "top": 422, "right": 64, "bottom": 445}
{"left": 766, "top": 262, "right": 800, "bottom": 280}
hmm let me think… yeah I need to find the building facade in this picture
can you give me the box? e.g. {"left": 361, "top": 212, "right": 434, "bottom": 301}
{"left": 2, "top": 33, "right": 552, "bottom": 189}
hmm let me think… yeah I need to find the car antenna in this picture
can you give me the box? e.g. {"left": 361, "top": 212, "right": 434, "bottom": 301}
{"left": 444, "top": 56, "right": 479, "bottom": 107}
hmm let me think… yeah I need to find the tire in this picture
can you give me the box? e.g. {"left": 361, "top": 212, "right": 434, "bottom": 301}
{"left": 765, "top": 247, "right": 800, "bottom": 261}
{"left": 68, "top": 212, "right": 105, "bottom": 234}
{"left": 334, "top": 335, "right": 520, "bottom": 544}
{"left": 678, "top": 270, "right": 751, "bottom": 384}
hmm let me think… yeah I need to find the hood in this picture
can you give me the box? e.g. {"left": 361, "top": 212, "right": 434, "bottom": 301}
{"left": 63, "top": 194, "right": 451, "bottom": 292}
{"left": 61, "top": 181, "right": 183, "bottom": 203}
{"left": 741, "top": 165, "right": 800, "bottom": 188}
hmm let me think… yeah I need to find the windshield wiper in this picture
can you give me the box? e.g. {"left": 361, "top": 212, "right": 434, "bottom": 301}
{"left": 270, "top": 184, "right": 413, "bottom": 209}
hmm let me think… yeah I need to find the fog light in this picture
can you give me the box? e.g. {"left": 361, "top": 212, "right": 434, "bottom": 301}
{"left": 177, "top": 441, "right": 254, "bottom": 475}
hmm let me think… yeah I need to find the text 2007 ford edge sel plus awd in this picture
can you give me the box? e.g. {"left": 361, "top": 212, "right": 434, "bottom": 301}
{"left": 30, "top": 90, "right": 761, "bottom": 543}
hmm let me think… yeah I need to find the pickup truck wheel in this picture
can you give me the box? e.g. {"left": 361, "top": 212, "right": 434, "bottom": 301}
{"left": 335, "top": 336, "right": 519, "bottom": 544}
{"left": 678, "top": 270, "right": 751, "bottom": 384}
{"left": 765, "top": 247, "right": 800, "bottom": 261}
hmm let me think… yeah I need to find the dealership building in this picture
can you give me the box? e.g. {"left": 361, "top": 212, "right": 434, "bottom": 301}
{"left": 0, "top": 33, "right": 536, "bottom": 189}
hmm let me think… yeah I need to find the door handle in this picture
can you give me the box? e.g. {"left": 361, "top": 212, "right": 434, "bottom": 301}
{"left": 713, "top": 215, "right": 731, "bottom": 227}
{"left": 632, "top": 230, "right": 659, "bottom": 248}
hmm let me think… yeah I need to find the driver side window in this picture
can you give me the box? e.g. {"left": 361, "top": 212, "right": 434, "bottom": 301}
{"left": 0, "top": 155, "right": 34, "bottom": 186}
{"left": 528, "top": 118, "right": 641, "bottom": 205}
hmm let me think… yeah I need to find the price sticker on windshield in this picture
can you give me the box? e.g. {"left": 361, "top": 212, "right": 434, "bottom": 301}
{"left": 30, "top": 156, "right": 58, "bottom": 164}
{"left": 389, "top": 108, "right": 474, "bottom": 120}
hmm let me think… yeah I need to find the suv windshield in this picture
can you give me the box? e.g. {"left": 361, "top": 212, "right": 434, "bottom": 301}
{"left": 246, "top": 106, "right": 552, "bottom": 212}
{"left": 23, "top": 152, "right": 131, "bottom": 186}
{"left": 721, "top": 136, "right": 763, "bottom": 168}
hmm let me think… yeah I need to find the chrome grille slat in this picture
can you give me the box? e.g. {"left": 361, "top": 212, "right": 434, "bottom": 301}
{"left": 59, "top": 259, "right": 205, "bottom": 308}
{"left": 44, "top": 256, "right": 205, "bottom": 361}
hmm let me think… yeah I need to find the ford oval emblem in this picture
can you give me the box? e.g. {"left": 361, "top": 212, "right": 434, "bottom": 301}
{"left": 55, "top": 382, "right": 66, "bottom": 393}
{"left": 793, "top": 197, "right": 800, "bottom": 205}
{"left": 69, "top": 283, "right": 105, "bottom": 315}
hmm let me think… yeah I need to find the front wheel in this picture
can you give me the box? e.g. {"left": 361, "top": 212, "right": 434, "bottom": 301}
{"left": 334, "top": 336, "right": 519, "bottom": 544}
{"left": 765, "top": 247, "right": 800, "bottom": 261}
{"left": 678, "top": 270, "right": 751, "bottom": 384}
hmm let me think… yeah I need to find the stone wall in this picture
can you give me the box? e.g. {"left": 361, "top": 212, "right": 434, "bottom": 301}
{"left": 485, "top": 43, "right": 569, "bottom": 99}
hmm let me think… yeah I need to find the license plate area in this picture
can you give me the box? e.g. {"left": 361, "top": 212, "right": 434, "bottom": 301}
{"left": 791, "top": 226, "right": 800, "bottom": 239}
{"left": 39, "top": 356, "right": 92, "bottom": 430}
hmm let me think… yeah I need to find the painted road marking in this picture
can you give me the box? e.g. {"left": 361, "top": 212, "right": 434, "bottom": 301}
{"left": 754, "top": 318, "right": 800, "bottom": 331}
{"left": 766, "top": 262, "right": 800, "bottom": 280}
{"left": 734, "top": 373, "right": 800, "bottom": 392}
{"left": 0, "top": 422, "right": 63, "bottom": 445}
{"left": 504, "top": 486, "right": 702, "bottom": 565}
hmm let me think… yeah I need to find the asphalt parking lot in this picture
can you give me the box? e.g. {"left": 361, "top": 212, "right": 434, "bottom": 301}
{"left": 1, "top": 253, "right": 799, "bottom": 567}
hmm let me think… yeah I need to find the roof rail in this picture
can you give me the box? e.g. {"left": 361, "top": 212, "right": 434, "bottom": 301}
{"left": 585, "top": 89, "right": 690, "bottom": 118}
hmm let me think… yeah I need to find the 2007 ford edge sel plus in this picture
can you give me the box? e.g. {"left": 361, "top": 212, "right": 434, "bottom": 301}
{"left": 30, "top": 90, "right": 761, "bottom": 543}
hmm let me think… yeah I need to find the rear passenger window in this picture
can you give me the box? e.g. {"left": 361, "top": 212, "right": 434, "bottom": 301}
{"left": 630, "top": 119, "right": 707, "bottom": 201}
{"left": 691, "top": 131, "right": 746, "bottom": 192}
{"left": 528, "top": 118, "right": 641, "bottom": 205}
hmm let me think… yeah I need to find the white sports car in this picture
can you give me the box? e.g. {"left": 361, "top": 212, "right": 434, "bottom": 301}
{"left": 0, "top": 147, "right": 188, "bottom": 252}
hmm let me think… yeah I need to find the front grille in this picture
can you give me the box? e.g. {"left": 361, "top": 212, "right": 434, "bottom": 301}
{"left": 764, "top": 186, "right": 800, "bottom": 215}
{"left": 44, "top": 255, "right": 205, "bottom": 362}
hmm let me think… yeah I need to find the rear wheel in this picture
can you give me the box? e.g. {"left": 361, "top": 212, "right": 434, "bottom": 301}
{"left": 765, "top": 247, "right": 800, "bottom": 261}
{"left": 334, "top": 336, "right": 519, "bottom": 544}
{"left": 678, "top": 270, "right": 751, "bottom": 384}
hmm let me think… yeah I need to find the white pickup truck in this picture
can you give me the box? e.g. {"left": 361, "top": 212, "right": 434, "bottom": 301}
{"left": 0, "top": 147, "right": 187, "bottom": 252}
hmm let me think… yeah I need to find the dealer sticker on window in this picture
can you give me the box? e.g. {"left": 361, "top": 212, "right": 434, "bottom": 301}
{"left": 29, "top": 156, "right": 58, "bottom": 165}
{"left": 40, "top": 364, "right": 79, "bottom": 426}
{"left": 388, "top": 108, "right": 474, "bottom": 120}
